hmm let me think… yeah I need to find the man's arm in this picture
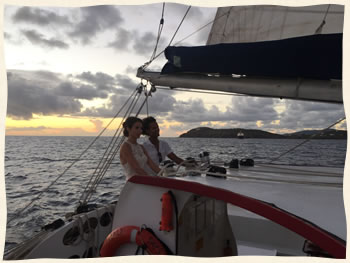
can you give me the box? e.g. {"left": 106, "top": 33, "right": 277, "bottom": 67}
{"left": 167, "top": 152, "right": 184, "bottom": 165}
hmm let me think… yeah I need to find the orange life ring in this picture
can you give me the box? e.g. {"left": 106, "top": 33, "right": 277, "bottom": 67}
{"left": 100, "top": 225, "right": 140, "bottom": 257}
{"left": 100, "top": 225, "right": 170, "bottom": 256}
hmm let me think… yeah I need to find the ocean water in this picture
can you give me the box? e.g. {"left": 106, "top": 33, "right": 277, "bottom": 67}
{"left": 3, "top": 136, "right": 347, "bottom": 252}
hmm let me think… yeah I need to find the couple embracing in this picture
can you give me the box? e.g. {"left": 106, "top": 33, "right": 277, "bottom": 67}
{"left": 120, "top": 116, "right": 184, "bottom": 180}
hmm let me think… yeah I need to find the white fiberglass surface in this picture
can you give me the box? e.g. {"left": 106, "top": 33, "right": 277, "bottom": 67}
{"left": 176, "top": 168, "right": 346, "bottom": 240}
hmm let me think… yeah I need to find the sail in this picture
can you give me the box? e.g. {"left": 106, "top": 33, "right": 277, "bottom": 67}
{"left": 207, "top": 5, "right": 344, "bottom": 44}
{"left": 137, "top": 4, "right": 344, "bottom": 103}
{"left": 162, "top": 33, "right": 342, "bottom": 80}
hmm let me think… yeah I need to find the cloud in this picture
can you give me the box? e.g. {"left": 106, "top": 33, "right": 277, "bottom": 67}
{"left": 76, "top": 74, "right": 140, "bottom": 117}
{"left": 12, "top": 7, "right": 71, "bottom": 26}
{"left": 6, "top": 69, "right": 157, "bottom": 120}
{"left": 108, "top": 27, "right": 167, "bottom": 58}
{"left": 36, "top": 70, "right": 62, "bottom": 80}
{"left": 55, "top": 82, "right": 108, "bottom": 100}
{"left": 6, "top": 126, "right": 47, "bottom": 132}
{"left": 166, "top": 4, "right": 204, "bottom": 21}
{"left": 6, "top": 70, "right": 127, "bottom": 119}
{"left": 227, "top": 96, "right": 279, "bottom": 122}
{"left": 69, "top": 6, "right": 124, "bottom": 44}
{"left": 21, "top": 29, "right": 69, "bottom": 49}
{"left": 124, "top": 66, "right": 139, "bottom": 75}
{"left": 78, "top": 94, "right": 130, "bottom": 118}
{"left": 75, "top": 71, "right": 117, "bottom": 91}
{"left": 78, "top": 82, "right": 177, "bottom": 118}
{"left": 279, "top": 100, "right": 345, "bottom": 130}
{"left": 90, "top": 119, "right": 103, "bottom": 132}
{"left": 164, "top": 4, "right": 215, "bottom": 45}
{"left": 7, "top": 71, "right": 82, "bottom": 120}
{"left": 4, "top": 32, "right": 11, "bottom": 39}
{"left": 5, "top": 125, "right": 103, "bottom": 136}
{"left": 170, "top": 96, "right": 279, "bottom": 125}
{"left": 108, "top": 28, "right": 133, "bottom": 51}
{"left": 147, "top": 90, "right": 176, "bottom": 113}
{"left": 133, "top": 31, "right": 166, "bottom": 56}
{"left": 115, "top": 74, "right": 139, "bottom": 92}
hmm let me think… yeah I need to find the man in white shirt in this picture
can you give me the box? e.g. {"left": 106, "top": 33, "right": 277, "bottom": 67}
{"left": 142, "top": 116, "right": 184, "bottom": 166}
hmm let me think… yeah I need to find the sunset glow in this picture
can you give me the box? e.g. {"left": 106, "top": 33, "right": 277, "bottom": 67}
{"left": 3, "top": 3, "right": 347, "bottom": 137}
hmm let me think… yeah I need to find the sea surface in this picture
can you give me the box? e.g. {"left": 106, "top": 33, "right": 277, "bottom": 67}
{"left": 3, "top": 136, "right": 347, "bottom": 252}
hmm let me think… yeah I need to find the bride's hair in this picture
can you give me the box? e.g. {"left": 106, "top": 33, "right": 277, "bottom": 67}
{"left": 123, "top": 116, "right": 142, "bottom": 137}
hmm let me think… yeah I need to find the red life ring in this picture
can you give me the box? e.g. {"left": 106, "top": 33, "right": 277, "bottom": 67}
{"left": 100, "top": 225, "right": 170, "bottom": 256}
{"left": 100, "top": 225, "right": 139, "bottom": 257}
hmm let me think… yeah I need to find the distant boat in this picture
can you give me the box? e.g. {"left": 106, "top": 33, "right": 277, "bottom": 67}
{"left": 237, "top": 131, "right": 244, "bottom": 139}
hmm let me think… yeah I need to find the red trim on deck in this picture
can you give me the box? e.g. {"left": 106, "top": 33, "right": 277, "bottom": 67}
{"left": 129, "top": 175, "right": 346, "bottom": 258}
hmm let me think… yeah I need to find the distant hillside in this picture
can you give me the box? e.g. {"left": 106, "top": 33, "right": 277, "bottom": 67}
{"left": 179, "top": 127, "right": 285, "bottom": 139}
{"left": 179, "top": 127, "right": 347, "bottom": 139}
{"left": 285, "top": 129, "right": 347, "bottom": 139}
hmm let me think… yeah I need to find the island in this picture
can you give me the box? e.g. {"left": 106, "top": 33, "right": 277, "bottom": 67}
{"left": 179, "top": 127, "right": 347, "bottom": 139}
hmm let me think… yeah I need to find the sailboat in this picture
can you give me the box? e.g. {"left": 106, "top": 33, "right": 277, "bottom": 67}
{"left": 237, "top": 131, "right": 244, "bottom": 139}
{"left": 4, "top": 4, "right": 346, "bottom": 259}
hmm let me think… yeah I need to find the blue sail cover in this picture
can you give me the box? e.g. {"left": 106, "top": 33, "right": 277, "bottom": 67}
{"left": 161, "top": 33, "right": 342, "bottom": 80}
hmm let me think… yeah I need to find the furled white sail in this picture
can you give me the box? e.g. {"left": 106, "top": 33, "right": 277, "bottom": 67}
{"left": 137, "top": 4, "right": 344, "bottom": 104}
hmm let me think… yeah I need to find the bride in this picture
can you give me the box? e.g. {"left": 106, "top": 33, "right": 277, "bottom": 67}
{"left": 120, "top": 116, "right": 161, "bottom": 180}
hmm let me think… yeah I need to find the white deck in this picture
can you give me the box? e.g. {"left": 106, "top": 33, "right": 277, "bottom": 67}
{"left": 175, "top": 164, "right": 346, "bottom": 240}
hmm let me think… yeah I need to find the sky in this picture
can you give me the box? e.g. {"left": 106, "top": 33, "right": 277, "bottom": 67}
{"left": 3, "top": 2, "right": 347, "bottom": 137}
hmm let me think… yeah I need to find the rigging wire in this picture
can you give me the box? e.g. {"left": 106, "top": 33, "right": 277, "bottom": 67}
{"left": 6, "top": 88, "right": 140, "bottom": 226}
{"left": 174, "top": 8, "right": 232, "bottom": 46}
{"left": 155, "top": 86, "right": 248, "bottom": 97}
{"left": 145, "top": 86, "right": 149, "bottom": 116}
{"left": 80, "top": 88, "right": 144, "bottom": 205}
{"left": 87, "top": 88, "right": 154, "bottom": 204}
{"left": 79, "top": 88, "right": 141, "bottom": 204}
{"left": 87, "top": 92, "right": 143, "bottom": 196}
{"left": 146, "top": 7, "right": 232, "bottom": 66}
{"left": 149, "top": 3, "right": 166, "bottom": 63}
{"left": 315, "top": 4, "right": 331, "bottom": 34}
{"left": 268, "top": 116, "right": 346, "bottom": 164}
{"left": 79, "top": 88, "right": 140, "bottom": 202}
{"left": 168, "top": 5, "right": 192, "bottom": 47}
{"left": 222, "top": 7, "right": 232, "bottom": 39}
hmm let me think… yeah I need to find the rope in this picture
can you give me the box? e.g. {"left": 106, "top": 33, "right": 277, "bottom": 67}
{"left": 222, "top": 7, "right": 233, "bottom": 39}
{"left": 146, "top": 89, "right": 149, "bottom": 117}
{"left": 79, "top": 88, "right": 141, "bottom": 204}
{"left": 81, "top": 89, "right": 143, "bottom": 205}
{"left": 315, "top": 4, "right": 331, "bottom": 34}
{"left": 88, "top": 90, "right": 149, "bottom": 201}
{"left": 149, "top": 3, "right": 165, "bottom": 62}
{"left": 85, "top": 88, "right": 155, "bottom": 204}
{"left": 143, "top": 83, "right": 150, "bottom": 116}
{"left": 155, "top": 86, "right": 247, "bottom": 97}
{"left": 143, "top": 3, "right": 165, "bottom": 70}
{"left": 268, "top": 116, "right": 346, "bottom": 164}
{"left": 145, "top": 7, "right": 232, "bottom": 66}
{"left": 83, "top": 100, "right": 136, "bottom": 204}
{"left": 168, "top": 6, "right": 191, "bottom": 47}
{"left": 6, "top": 88, "right": 140, "bottom": 226}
